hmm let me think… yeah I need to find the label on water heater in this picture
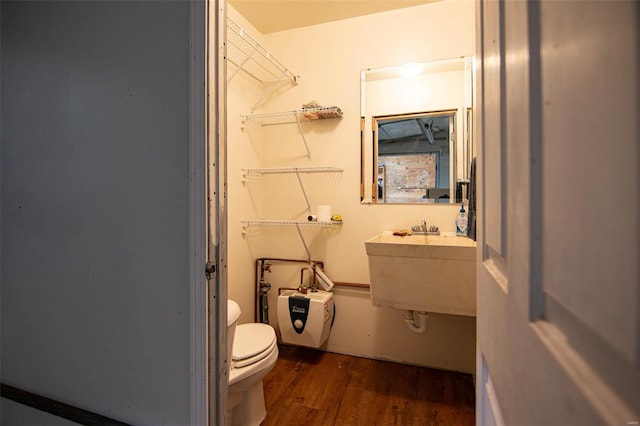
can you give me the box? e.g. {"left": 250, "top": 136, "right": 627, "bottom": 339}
{"left": 288, "top": 296, "right": 310, "bottom": 334}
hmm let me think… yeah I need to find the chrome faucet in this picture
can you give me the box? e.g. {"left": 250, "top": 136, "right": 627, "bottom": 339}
{"left": 411, "top": 219, "right": 440, "bottom": 235}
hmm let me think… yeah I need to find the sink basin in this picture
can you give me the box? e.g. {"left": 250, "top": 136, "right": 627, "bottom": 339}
{"left": 365, "top": 233, "right": 477, "bottom": 316}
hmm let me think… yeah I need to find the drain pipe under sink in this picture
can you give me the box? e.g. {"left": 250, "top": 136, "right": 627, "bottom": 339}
{"left": 404, "top": 310, "right": 429, "bottom": 333}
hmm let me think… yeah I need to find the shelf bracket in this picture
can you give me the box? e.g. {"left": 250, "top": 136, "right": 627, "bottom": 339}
{"left": 295, "top": 115, "right": 312, "bottom": 159}
{"left": 294, "top": 170, "right": 312, "bottom": 213}
{"left": 228, "top": 49, "right": 256, "bottom": 83}
{"left": 295, "top": 224, "right": 312, "bottom": 262}
{"left": 252, "top": 75, "right": 297, "bottom": 111}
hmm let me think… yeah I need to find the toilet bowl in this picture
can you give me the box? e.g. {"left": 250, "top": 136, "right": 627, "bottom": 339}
{"left": 227, "top": 300, "right": 278, "bottom": 426}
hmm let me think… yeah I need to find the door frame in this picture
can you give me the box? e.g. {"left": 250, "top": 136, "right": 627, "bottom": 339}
{"left": 207, "top": 0, "right": 230, "bottom": 424}
{"left": 189, "top": 0, "right": 212, "bottom": 424}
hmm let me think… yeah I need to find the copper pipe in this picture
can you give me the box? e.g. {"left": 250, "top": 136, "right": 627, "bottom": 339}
{"left": 254, "top": 257, "right": 324, "bottom": 323}
{"left": 253, "top": 258, "right": 368, "bottom": 323}
{"left": 333, "top": 281, "right": 370, "bottom": 289}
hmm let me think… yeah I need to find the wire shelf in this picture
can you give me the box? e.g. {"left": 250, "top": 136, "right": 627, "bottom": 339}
{"left": 242, "top": 166, "right": 343, "bottom": 175}
{"left": 242, "top": 107, "right": 343, "bottom": 126}
{"left": 241, "top": 219, "right": 342, "bottom": 227}
{"left": 226, "top": 17, "right": 297, "bottom": 84}
{"left": 240, "top": 219, "right": 343, "bottom": 259}
{"left": 242, "top": 166, "right": 343, "bottom": 212}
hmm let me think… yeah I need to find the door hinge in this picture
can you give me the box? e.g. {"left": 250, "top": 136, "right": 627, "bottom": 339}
{"left": 205, "top": 261, "right": 216, "bottom": 280}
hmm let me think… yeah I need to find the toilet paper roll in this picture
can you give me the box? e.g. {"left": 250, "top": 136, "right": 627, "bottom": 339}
{"left": 317, "top": 205, "right": 332, "bottom": 222}
{"left": 307, "top": 214, "right": 318, "bottom": 222}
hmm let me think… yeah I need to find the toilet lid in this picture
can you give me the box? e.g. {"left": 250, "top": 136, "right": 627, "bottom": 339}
{"left": 233, "top": 339, "right": 277, "bottom": 369}
{"left": 233, "top": 323, "right": 276, "bottom": 362}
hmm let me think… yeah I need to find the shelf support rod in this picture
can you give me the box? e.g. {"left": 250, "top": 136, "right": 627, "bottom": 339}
{"left": 251, "top": 71, "right": 295, "bottom": 111}
{"left": 295, "top": 115, "right": 312, "bottom": 159}
{"left": 294, "top": 170, "right": 312, "bottom": 213}
{"left": 227, "top": 49, "right": 256, "bottom": 83}
{"left": 252, "top": 81, "right": 278, "bottom": 111}
{"left": 295, "top": 224, "right": 312, "bottom": 262}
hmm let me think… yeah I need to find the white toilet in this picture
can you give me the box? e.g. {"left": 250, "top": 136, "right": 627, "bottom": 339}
{"left": 227, "top": 300, "right": 279, "bottom": 426}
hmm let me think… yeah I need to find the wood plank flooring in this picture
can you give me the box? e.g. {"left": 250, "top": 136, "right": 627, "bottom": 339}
{"left": 262, "top": 345, "right": 475, "bottom": 426}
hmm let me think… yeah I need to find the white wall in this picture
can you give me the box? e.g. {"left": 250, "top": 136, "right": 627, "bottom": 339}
{"left": 1, "top": 2, "right": 194, "bottom": 424}
{"left": 227, "top": 0, "right": 476, "bottom": 373}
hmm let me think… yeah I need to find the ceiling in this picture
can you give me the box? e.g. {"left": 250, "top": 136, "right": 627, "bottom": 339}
{"left": 228, "top": 0, "right": 438, "bottom": 34}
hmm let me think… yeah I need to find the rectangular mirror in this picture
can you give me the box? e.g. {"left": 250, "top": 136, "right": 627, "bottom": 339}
{"left": 360, "top": 56, "right": 474, "bottom": 204}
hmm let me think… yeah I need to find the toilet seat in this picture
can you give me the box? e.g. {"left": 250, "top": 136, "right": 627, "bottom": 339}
{"left": 232, "top": 323, "right": 277, "bottom": 368}
{"left": 234, "top": 338, "right": 277, "bottom": 368}
{"left": 229, "top": 323, "right": 279, "bottom": 387}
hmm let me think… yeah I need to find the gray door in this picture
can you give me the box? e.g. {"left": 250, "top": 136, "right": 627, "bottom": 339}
{"left": 1, "top": 2, "right": 208, "bottom": 424}
{"left": 476, "top": 0, "right": 639, "bottom": 424}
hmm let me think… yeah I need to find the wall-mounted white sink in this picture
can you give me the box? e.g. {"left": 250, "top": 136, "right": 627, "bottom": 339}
{"left": 365, "top": 233, "right": 477, "bottom": 316}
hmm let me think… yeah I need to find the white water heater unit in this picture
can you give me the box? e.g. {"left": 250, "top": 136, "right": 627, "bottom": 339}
{"left": 277, "top": 289, "right": 334, "bottom": 348}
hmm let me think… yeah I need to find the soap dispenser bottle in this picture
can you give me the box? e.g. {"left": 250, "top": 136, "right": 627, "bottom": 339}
{"left": 456, "top": 203, "right": 468, "bottom": 236}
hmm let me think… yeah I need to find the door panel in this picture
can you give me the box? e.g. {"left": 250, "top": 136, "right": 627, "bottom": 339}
{"left": 476, "top": 0, "right": 640, "bottom": 424}
{"left": 481, "top": 0, "right": 506, "bottom": 259}
{"left": 539, "top": 0, "right": 638, "bottom": 366}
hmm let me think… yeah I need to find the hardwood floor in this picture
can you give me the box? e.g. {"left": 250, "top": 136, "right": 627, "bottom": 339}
{"left": 262, "top": 345, "right": 475, "bottom": 426}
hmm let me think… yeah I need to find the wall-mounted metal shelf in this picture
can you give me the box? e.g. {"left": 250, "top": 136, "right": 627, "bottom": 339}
{"left": 241, "top": 219, "right": 342, "bottom": 228}
{"left": 243, "top": 167, "right": 343, "bottom": 210}
{"left": 241, "top": 166, "right": 343, "bottom": 175}
{"left": 242, "top": 166, "right": 343, "bottom": 212}
{"left": 241, "top": 219, "right": 343, "bottom": 260}
{"left": 242, "top": 107, "right": 343, "bottom": 126}
{"left": 241, "top": 107, "right": 343, "bottom": 158}
{"left": 226, "top": 17, "right": 297, "bottom": 109}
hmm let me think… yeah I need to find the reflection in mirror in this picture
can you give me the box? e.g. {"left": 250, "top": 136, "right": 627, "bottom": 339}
{"left": 374, "top": 111, "right": 456, "bottom": 204}
{"left": 360, "top": 56, "right": 474, "bottom": 204}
